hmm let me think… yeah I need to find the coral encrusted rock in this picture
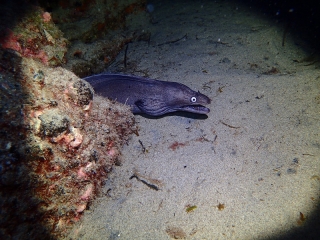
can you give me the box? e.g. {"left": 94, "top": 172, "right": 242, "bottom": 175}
{"left": 0, "top": 49, "right": 135, "bottom": 239}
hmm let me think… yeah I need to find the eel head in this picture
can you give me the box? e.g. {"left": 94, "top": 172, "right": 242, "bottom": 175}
{"left": 170, "top": 90, "right": 211, "bottom": 114}
{"left": 135, "top": 83, "right": 211, "bottom": 116}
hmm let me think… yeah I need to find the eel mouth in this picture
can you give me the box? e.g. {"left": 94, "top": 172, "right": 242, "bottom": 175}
{"left": 175, "top": 105, "right": 210, "bottom": 114}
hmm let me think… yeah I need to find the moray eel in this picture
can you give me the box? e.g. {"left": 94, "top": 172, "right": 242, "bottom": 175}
{"left": 84, "top": 74, "right": 211, "bottom": 116}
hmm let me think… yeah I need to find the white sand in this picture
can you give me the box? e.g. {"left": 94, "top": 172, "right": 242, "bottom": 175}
{"left": 67, "top": 1, "right": 320, "bottom": 239}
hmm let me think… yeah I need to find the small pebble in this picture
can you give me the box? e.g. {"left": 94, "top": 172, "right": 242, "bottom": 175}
{"left": 287, "top": 168, "right": 297, "bottom": 174}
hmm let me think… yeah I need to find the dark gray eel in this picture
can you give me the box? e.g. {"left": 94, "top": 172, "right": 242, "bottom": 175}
{"left": 84, "top": 73, "right": 211, "bottom": 116}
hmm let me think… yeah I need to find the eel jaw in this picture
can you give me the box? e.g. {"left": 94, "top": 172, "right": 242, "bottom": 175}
{"left": 175, "top": 105, "right": 210, "bottom": 114}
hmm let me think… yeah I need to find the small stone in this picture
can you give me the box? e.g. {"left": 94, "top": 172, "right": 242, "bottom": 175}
{"left": 39, "top": 109, "right": 69, "bottom": 137}
{"left": 73, "top": 80, "right": 93, "bottom": 106}
{"left": 287, "top": 168, "right": 297, "bottom": 174}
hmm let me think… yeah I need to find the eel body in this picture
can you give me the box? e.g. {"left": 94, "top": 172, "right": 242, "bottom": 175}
{"left": 84, "top": 73, "right": 211, "bottom": 116}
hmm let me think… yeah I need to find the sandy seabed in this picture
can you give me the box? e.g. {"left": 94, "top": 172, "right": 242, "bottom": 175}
{"left": 67, "top": 1, "right": 320, "bottom": 239}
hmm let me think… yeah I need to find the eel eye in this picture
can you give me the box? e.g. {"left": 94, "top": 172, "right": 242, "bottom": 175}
{"left": 190, "top": 96, "right": 197, "bottom": 103}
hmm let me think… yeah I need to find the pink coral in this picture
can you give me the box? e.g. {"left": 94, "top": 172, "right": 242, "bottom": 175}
{"left": 0, "top": 30, "right": 49, "bottom": 65}
{"left": 23, "top": 49, "right": 49, "bottom": 65}
{"left": 77, "top": 166, "right": 88, "bottom": 179}
{"left": 0, "top": 30, "right": 22, "bottom": 52}
{"left": 80, "top": 184, "right": 93, "bottom": 201}
{"left": 51, "top": 127, "right": 83, "bottom": 149}
{"left": 76, "top": 204, "right": 87, "bottom": 213}
{"left": 69, "top": 127, "right": 83, "bottom": 148}
{"left": 42, "top": 12, "right": 52, "bottom": 23}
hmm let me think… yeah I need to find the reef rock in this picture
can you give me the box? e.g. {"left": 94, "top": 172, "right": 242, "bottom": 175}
{"left": 0, "top": 48, "right": 135, "bottom": 239}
